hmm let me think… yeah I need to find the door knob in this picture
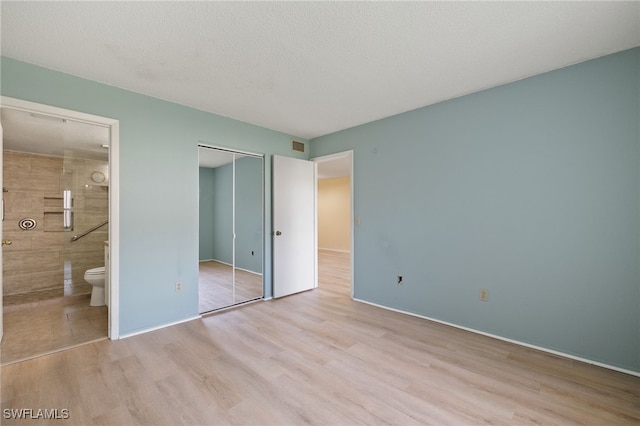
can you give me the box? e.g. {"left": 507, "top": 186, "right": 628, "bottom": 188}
{"left": 2, "top": 239, "right": 12, "bottom": 246}
{"left": 275, "top": 231, "right": 282, "bottom": 236}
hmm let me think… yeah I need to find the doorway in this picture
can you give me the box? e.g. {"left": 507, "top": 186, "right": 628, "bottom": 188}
{"left": 198, "top": 144, "right": 264, "bottom": 313}
{"left": 313, "top": 150, "right": 354, "bottom": 297}
{"left": 0, "top": 97, "right": 119, "bottom": 364}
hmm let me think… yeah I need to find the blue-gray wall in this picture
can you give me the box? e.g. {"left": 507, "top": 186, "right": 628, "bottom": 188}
{"left": 198, "top": 167, "right": 216, "bottom": 261}
{"left": 199, "top": 156, "right": 263, "bottom": 274}
{"left": 310, "top": 48, "right": 640, "bottom": 373}
{"left": 1, "top": 56, "right": 305, "bottom": 335}
{"left": 199, "top": 165, "right": 234, "bottom": 264}
{"left": 209, "top": 163, "right": 234, "bottom": 265}
{"left": 235, "top": 156, "right": 264, "bottom": 274}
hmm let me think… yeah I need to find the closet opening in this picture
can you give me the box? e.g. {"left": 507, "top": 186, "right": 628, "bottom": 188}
{"left": 198, "top": 144, "right": 264, "bottom": 314}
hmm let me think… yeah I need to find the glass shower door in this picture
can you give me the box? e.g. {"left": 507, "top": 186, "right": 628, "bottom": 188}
{"left": 63, "top": 150, "right": 109, "bottom": 297}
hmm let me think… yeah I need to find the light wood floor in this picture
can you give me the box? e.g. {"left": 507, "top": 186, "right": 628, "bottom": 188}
{"left": 2, "top": 250, "right": 639, "bottom": 424}
{"left": 1, "top": 294, "right": 108, "bottom": 365}
{"left": 199, "top": 261, "right": 263, "bottom": 313}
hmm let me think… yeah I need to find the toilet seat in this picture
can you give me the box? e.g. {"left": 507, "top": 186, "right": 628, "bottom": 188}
{"left": 86, "top": 266, "right": 105, "bottom": 275}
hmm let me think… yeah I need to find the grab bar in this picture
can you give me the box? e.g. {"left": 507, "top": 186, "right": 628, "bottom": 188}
{"left": 70, "top": 220, "right": 108, "bottom": 242}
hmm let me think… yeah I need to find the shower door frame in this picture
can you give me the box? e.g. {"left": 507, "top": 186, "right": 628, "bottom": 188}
{"left": 1, "top": 96, "right": 120, "bottom": 340}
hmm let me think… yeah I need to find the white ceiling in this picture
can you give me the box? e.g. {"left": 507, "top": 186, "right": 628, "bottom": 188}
{"left": 1, "top": 1, "right": 639, "bottom": 140}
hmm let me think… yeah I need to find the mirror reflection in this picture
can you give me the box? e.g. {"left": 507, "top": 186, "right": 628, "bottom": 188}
{"left": 198, "top": 146, "right": 263, "bottom": 313}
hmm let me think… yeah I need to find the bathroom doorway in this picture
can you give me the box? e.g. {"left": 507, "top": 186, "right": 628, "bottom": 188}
{"left": 0, "top": 97, "right": 119, "bottom": 364}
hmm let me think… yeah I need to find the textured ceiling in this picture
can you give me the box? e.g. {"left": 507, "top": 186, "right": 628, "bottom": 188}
{"left": 1, "top": 1, "right": 639, "bottom": 139}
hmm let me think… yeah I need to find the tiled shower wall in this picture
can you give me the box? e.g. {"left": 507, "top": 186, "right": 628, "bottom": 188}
{"left": 3, "top": 150, "right": 108, "bottom": 305}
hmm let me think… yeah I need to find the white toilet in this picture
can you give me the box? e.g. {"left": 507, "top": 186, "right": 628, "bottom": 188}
{"left": 84, "top": 266, "right": 106, "bottom": 306}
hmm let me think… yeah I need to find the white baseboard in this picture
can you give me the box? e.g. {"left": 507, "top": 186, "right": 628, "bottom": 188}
{"left": 318, "top": 248, "right": 351, "bottom": 253}
{"left": 120, "top": 315, "right": 201, "bottom": 339}
{"left": 353, "top": 298, "right": 640, "bottom": 378}
{"left": 199, "top": 259, "right": 262, "bottom": 275}
{"left": 199, "top": 258, "right": 230, "bottom": 266}
{"left": 235, "top": 266, "right": 263, "bottom": 276}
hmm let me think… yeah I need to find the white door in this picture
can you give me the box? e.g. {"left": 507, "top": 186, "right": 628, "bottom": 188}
{"left": 273, "top": 155, "right": 317, "bottom": 298}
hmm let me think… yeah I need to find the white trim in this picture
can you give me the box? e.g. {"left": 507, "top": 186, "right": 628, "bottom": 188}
{"left": 120, "top": 315, "right": 201, "bottom": 339}
{"left": 313, "top": 161, "right": 318, "bottom": 289}
{"left": 0, "top": 96, "right": 121, "bottom": 340}
{"left": 235, "top": 267, "right": 263, "bottom": 276}
{"left": 198, "top": 141, "right": 264, "bottom": 159}
{"left": 310, "top": 149, "right": 353, "bottom": 163}
{"left": 200, "top": 258, "right": 232, "bottom": 266}
{"left": 200, "top": 297, "right": 263, "bottom": 316}
{"left": 318, "top": 248, "right": 351, "bottom": 253}
{"left": 354, "top": 298, "right": 640, "bottom": 378}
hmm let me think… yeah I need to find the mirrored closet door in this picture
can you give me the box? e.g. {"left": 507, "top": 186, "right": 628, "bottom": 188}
{"left": 198, "top": 145, "right": 264, "bottom": 313}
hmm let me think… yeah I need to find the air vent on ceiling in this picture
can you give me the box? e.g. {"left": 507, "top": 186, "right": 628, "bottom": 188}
{"left": 291, "top": 139, "right": 305, "bottom": 153}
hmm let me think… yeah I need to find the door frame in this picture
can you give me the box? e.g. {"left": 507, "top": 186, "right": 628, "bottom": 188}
{"left": 1, "top": 96, "right": 120, "bottom": 339}
{"left": 311, "top": 150, "right": 354, "bottom": 298}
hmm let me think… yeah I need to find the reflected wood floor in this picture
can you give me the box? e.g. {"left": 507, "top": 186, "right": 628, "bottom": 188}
{"left": 199, "top": 261, "right": 263, "bottom": 313}
{"left": 1, "top": 294, "right": 107, "bottom": 365}
{"left": 2, "top": 250, "right": 639, "bottom": 424}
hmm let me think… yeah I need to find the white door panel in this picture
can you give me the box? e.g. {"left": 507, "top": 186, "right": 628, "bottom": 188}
{"left": 273, "top": 155, "right": 317, "bottom": 298}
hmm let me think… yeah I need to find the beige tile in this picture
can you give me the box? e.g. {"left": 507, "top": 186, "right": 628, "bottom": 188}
{"left": 4, "top": 250, "right": 62, "bottom": 274}
{"left": 30, "top": 270, "right": 65, "bottom": 291}
{"left": 3, "top": 191, "right": 41, "bottom": 214}
{"left": 2, "top": 273, "right": 32, "bottom": 295}
{"left": 3, "top": 150, "right": 32, "bottom": 172}
{"left": 43, "top": 212, "right": 65, "bottom": 231}
{"left": 65, "top": 283, "right": 92, "bottom": 296}
{"left": 4, "top": 171, "right": 62, "bottom": 193}
{"left": 1, "top": 230, "right": 34, "bottom": 251}
{"left": 31, "top": 230, "right": 65, "bottom": 249}
{"left": 1, "top": 295, "right": 107, "bottom": 365}
{"left": 31, "top": 154, "right": 63, "bottom": 176}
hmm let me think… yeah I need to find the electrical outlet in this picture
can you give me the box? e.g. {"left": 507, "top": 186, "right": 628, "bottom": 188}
{"left": 397, "top": 275, "right": 403, "bottom": 285}
{"left": 175, "top": 281, "right": 183, "bottom": 292}
{"left": 479, "top": 288, "right": 488, "bottom": 302}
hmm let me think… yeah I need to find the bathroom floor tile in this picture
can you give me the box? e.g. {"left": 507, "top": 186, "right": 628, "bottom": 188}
{"left": 1, "top": 294, "right": 107, "bottom": 365}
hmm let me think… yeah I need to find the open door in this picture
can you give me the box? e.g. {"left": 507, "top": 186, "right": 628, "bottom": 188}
{"left": 272, "top": 155, "right": 317, "bottom": 298}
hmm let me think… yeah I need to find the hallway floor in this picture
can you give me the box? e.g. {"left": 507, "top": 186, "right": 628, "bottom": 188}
{"left": 1, "top": 294, "right": 107, "bottom": 365}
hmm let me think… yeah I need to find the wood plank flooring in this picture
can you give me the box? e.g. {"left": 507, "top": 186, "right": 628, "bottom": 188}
{"left": 2, "top": 250, "right": 639, "bottom": 424}
{"left": 199, "top": 261, "right": 263, "bottom": 313}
